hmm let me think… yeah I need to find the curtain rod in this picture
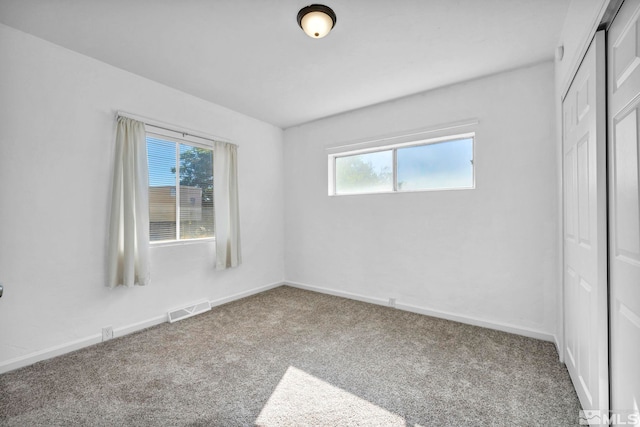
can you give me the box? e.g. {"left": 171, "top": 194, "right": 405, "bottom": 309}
{"left": 116, "top": 110, "right": 236, "bottom": 146}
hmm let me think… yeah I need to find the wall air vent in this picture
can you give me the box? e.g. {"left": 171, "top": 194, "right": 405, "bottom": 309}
{"left": 168, "top": 300, "right": 211, "bottom": 323}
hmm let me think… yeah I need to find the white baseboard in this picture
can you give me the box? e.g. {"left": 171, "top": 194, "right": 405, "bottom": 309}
{"left": 209, "top": 281, "right": 283, "bottom": 308}
{"left": 285, "top": 281, "right": 555, "bottom": 343}
{"left": 114, "top": 314, "right": 168, "bottom": 339}
{"left": 0, "top": 334, "right": 102, "bottom": 375}
{"left": 0, "top": 280, "right": 285, "bottom": 375}
{"left": 554, "top": 334, "right": 564, "bottom": 363}
{"left": 287, "top": 281, "right": 390, "bottom": 307}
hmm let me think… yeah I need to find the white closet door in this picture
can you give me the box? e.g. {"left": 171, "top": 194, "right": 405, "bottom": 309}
{"left": 608, "top": 0, "right": 640, "bottom": 421}
{"left": 562, "top": 31, "right": 609, "bottom": 417}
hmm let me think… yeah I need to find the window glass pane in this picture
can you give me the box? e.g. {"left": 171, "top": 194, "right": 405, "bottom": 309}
{"left": 335, "top": 150, "right": 393, "bottom": 194}
{"left": 397, "top": 138, "right": 473, "bottom": 191}
{"left": 178, "top": 144, "right": 214, "bottom": 239}
{"left": 147, "top": 137, "right": 177, "bottom": 241}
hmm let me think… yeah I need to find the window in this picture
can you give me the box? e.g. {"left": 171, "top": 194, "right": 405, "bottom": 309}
{"left": 147, "top": 131, "right": 214, "bottom": 242}
{"left": 335, "top": 150, "right": 393, "bottom": 194}
{"left": 330, "top": 134, "right": 474, "bottom": 195}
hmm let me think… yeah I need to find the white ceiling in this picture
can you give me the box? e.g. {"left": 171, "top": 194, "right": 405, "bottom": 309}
{"left": 0, "top": 0, "right": 570, "bottom": 128}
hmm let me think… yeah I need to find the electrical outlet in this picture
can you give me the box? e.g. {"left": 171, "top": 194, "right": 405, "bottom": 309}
{"left": 388, "top": 298, "right": 396, "bottom": 308}
{"left": 102, "top": 326, "right": 113, "bottom": 342}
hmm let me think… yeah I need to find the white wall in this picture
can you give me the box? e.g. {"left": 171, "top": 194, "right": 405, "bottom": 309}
{"left": 0, "top": 24, "right": 284, "bottom": 372}
{"left": 284, "top": 62, "right": 558, "bottom": 340}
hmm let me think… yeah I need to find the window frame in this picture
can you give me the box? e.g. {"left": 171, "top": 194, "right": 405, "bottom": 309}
{"left": 328, "top": 132, "right": 475, "bottom": 196}
{"left": 146, "top": 127, "right": 215, "bottom": 246}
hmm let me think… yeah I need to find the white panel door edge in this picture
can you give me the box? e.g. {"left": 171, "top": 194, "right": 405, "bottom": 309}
{"left": 562, "top": 30, "right": 609, "bottom": 421}
{"left": 608, "top": 0, "right": 640, "bottom": 423}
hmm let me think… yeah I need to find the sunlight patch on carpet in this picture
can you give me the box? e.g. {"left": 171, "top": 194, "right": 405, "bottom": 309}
{"left": 256, "top": 366, "right": 407, "bottom": 426}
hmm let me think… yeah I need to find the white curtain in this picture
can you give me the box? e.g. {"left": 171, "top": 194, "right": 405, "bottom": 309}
{"left": 107, "top": 117, "right": 150, "bottom": 287}
{"left": 214, "top": 141, "right": 242, "bottom": 269}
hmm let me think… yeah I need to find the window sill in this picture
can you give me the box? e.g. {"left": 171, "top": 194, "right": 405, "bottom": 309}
{"left": 330, "top": 186, "right": 475, "bottom": 197}
{"left": 150, "top": 237, "right": 215, "bottom": 248}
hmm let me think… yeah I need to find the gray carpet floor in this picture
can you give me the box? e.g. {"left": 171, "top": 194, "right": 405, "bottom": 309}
{"left": 0, "top": 285, "right": 581, "bottom": 426}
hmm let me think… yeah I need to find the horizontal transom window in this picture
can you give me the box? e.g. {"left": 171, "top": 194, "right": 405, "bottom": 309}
{"left": 329, "top": 133, "right": 475, "bottom": 195}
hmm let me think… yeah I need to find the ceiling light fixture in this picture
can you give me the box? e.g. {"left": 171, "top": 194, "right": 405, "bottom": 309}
{"left": 297, "top": 4, "right": 337, "bottom": 39}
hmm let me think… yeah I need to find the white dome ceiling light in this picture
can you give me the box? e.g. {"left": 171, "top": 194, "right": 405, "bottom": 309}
{"left": 297, "top": 4, "right": 337, "bottom": 39}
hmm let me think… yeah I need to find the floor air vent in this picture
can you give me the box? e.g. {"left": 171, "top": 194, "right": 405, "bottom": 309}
{"left": 168, "top": 300, "right": 211, "bottom": 323}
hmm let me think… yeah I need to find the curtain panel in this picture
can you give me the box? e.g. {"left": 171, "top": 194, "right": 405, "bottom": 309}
{"left": 214, "top": 141, "right": 242, "bottom": 269}
{"left": 107, "top": 117, "right": 150, "bottom": 287}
